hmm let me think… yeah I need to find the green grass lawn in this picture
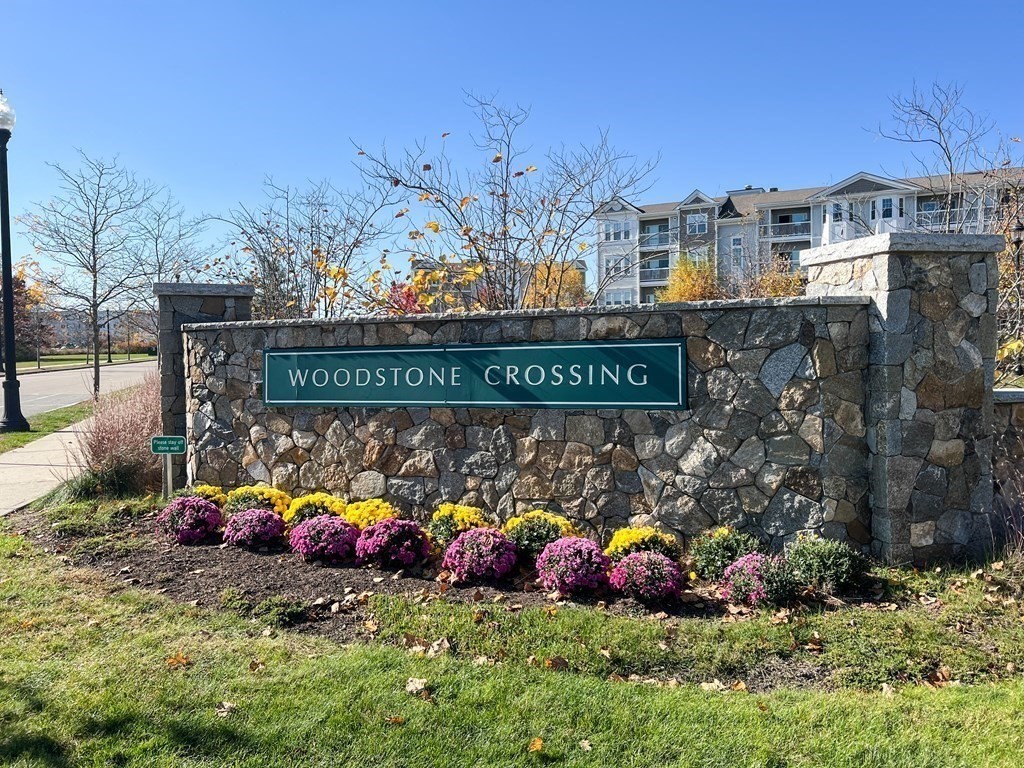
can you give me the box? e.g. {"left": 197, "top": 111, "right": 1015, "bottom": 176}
{"left": 15, "top": 353, "right": 152, "bottom": 372}
{"left": 0, "top": 402, "right": 93, "bottom": 454}
{"left": 4, "top": 501, "right": 1024, "bottom": 766}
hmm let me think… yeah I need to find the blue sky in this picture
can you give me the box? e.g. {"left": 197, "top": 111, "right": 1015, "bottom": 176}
{"left": 4, "top": 0, "right": 1024, "bottom": 263}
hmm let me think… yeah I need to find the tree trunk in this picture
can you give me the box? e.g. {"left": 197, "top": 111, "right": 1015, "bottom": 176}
{"left": 92, "top": 305, "right": 100, "bottom": 397}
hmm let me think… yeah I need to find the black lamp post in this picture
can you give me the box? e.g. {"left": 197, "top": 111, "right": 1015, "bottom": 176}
{"left": 0, "top": 90, "right": 28, "bottom": 432}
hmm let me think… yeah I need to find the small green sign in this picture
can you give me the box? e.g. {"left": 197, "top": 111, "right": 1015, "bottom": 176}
{"left": 263, "top": 339, "right": 687, "bottom": 410}
{"left": 151, "top": 435, "right": 187, "bottom": 455}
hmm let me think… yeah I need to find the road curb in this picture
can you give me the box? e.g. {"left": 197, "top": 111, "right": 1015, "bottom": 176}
{"left": 15, "top": 358, "right": 156, "bottom": 376}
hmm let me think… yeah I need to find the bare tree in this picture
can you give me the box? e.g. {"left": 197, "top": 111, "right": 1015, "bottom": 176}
{"left": 356, "top": 95, "right": 657, "bottom": 311}
{"left": 209, "top": 178, "right": 401, "bottom": 319}
{"left": 21, "top": 151, "right": 156, "bottom": 395}
{"left": 880, "top": 81, "right": 994, "bottom": 232}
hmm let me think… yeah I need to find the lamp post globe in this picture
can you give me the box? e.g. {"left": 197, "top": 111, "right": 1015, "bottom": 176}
{"left": 0, "top": 89, "right": 29, "bottom": 432}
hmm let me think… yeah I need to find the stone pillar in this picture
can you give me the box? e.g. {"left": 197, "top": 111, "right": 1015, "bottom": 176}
{"left": 802, "top": 233, "right": 1004, "bottom": 563}
{"left": 153, "top": 283, "right": 254, "bottom": 488}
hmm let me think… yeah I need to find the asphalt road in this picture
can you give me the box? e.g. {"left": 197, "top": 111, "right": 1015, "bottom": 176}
{"left": 16, "top": 361, "right": 158, "bottom": 417}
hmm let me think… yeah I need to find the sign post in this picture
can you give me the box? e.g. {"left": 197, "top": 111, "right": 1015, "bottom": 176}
{"left": 151, "top": 435, "right": 187, "bottom": 499}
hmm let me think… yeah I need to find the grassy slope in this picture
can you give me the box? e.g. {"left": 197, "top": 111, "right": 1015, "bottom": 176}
{"left": 0, "top": 402, "right": 93, "bottom": 454}
{"left": 3, "top": 522, "right": 1024, "bottom": 767}
{"left": 15, "top": 353, "right": 149, "bottom": 372}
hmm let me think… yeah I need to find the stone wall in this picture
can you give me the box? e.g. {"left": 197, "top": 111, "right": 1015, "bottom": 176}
{"left": 183, "top": 297, "right": 871, "bottom": 549}
{"left": 154, "top": 283, "right": 254, "bottom": 489}
{"left": 803, "top": 233, "right": 1003, "bottom": 561}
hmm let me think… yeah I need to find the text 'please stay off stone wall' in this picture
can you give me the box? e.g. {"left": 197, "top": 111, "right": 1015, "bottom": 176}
{"left": 183, "top": 297, "right": 871, "bottom": 550}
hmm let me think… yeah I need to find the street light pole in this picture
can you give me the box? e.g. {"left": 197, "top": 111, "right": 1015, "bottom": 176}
{"left": 0, "top": 90, "right": 28, "bottom": 433}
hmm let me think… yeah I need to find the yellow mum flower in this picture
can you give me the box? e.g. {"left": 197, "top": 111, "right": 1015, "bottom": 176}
{"left": 284, "top": 492, "right": 347, "bottom": 525}
{"left": 604, "top": 525, "right": 682, "bottom": 562}
{"left": 344, "top": 498, "right": 398, "bottom": 529}
{"left": 502, "top": 510, "right": 579, "bottom": 538}
{"left": 225, "top": 485, "right": 292, "bottom": 517}
{"left": 190, "top": 484, "right": 227, "bottom": 507}
{"left": 429, "top": 502, "right": 494, "bottom": 549}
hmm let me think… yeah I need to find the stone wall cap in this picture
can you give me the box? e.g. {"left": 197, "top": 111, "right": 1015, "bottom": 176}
{"left": 800, "top": 233, "right": 1006, "bottom": 267}
{"left": 153, "top": 282, "right": 256, "bottom": 298}
{"left": 181, "top": 295, "right": 870, "bottom": 332}
{"left": 994, "top": 388, "right": 1024, "bottom": 404}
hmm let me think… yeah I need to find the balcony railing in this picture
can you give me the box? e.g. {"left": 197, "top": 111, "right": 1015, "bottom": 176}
{"left": 914, "top": 208, "right": 980, "bottom": 231}
{"left": 638, "top": 231, "right": 678, "bottom": 249}
{"left": 639, "top": 267, "right": 670, "bottom": 282}
{"left": 759, "top": 221, "right": 812, "bottom": 238}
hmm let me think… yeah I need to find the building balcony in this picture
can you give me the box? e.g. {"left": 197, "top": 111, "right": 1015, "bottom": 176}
{"left": 638, "top": 231, "right": 678, "bottom": 249}
{"left": 913, "top": 208, "right": 981, "bottom": 232}
{"left": 639, "top": 267, "right": 670, "bottom": 282}
{"left": 759, "top": 221, "right": 812, "bottom": 239}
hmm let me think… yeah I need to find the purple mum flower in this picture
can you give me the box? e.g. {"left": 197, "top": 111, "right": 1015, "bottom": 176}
{"left": 442, "top": 528, "right": 517, "bottom": 583}
{"left": 289, "top": 514, "right": 360, "bottom": 563}
{"left": 536, "top": 537, "right": 610, "bottom": 594}
{"left": 155, "top": 496, "right": 222, "bottom": 545}
{"left": 609, "top": 551, "right": 682, "bottom": 603}
{"left": 356, "top": 518, "right": 430, "bottom": 568}
{"left": 223, "top": 508, "right": 286, "bottom": 548}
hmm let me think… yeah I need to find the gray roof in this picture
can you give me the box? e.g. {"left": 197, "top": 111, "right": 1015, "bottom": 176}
{"left": 634, "top": 169, "right": 1024, "bottom": 219}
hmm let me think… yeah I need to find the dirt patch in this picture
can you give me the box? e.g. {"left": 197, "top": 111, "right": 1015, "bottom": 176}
{"left": 743, "top": 656, "right": 832, "bottom": 692}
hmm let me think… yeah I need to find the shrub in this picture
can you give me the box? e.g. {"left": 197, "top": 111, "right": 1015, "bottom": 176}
{"left": 428, "top": 503, "right": 494, "bottom": 550}
{"left": 787, "top": 535, "right": 868, "bottom": 594}
{"left": 722, "top": 553, "right": 796, "bottom": 607}
{"left": 223, "top": 508, "right": 287, "bottom": 548}
{"left": 536, "top": 537, "right": 610, "bottom": 594}
{"left": 656, "top": 259, "right": 723, "bottom": 302}
{"left": 155, "top": 496, "right": 222, "bottom": 544}
{"left": 50, "top": 465, "right": 151, "bottom": 503}
{"left": 609, "top": 551, "right": 683, "bottom": 603}
{"left": 224, "top": 485, "right": 291, "bottom": 518}
{"left": 75, "top": 371, "right": 162, "bottom": 495}
{"left": 356, "top": 518, "right": 430, "bottom": 568}
{"left": 689, "top": 526, "right": 762, "bottom": 580}
{"left": 502, "top": 510, "right": 580, "bottom": 560}
{"left": 284, "top": 492, "right": 346, "bottom": 526}
{"left": 605, "top": 525, "right": 682, "bottom": 562}
{"left": 289, "top": 515, "right": 360, "bottom": 563}
{"left": 344, "top": 498, "right": 398, "bottom": 529}
{"left": 442, "top": 528, "right": 517, "bottom": 583}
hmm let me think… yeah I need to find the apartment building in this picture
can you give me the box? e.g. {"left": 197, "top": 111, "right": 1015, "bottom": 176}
{"left": 596, "top": 169, "right": 1022, "bottom": 305}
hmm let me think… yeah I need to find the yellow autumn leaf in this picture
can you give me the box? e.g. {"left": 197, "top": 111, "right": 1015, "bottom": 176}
{"left": 526, "top": 165, "right": 537, "bottom": 172}
{"left": 459, "top": 196, "right": 472, "bottom": 211}
{"left": 425, "top": 221, "right": 441, "bottom": 234}
{"left": 528, "top": 738, "right": 543, "bottom": 753}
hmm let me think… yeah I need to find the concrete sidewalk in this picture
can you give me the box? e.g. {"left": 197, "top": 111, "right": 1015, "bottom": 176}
{"left": 0, "top": 422, "right": 88, "bottom": 516}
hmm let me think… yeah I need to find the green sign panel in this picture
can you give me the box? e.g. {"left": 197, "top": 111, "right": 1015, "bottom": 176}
{"left": 151, "top": 435, "right": 187, "bottom": 455}
{"left": 263, "top": 339, "right": 687, "bottom": 410}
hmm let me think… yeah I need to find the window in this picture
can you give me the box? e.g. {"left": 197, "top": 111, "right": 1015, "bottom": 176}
{"left": 640, "top": 290, "right": 658, "bottom": 304}
{"left": 603, "top": 290, "right": 633, "bottom": 306}
{"left": 881, "top": 198, "right": 893, "bottom": 219}
{"left": 832, "top": 202, "right": 843, "bottom": 222}
{"left": 730, "top": 236, "right": 743, "bottom": 260}
{"left": 645, "top": 256, "right": 670, "bottom": 269}
{"left": 605, "top": 255, "right": 632, "bottom": 278}
{"left": 921, "top": 199, "right": 938, "bottom": 213}
{"left": 603, "top": 221, "right": 631, "bottom": 241}
{"left": 689, "top": 246, "right": 711, "bottom": 265}
{"left": 870, "top": 200, "right": 877, "bottom": 220}
{"left": 898, "top": 197, "right": 905, "bottom": 218}
{"left": 686, "top": 213, "right": 708, "bottom": 235}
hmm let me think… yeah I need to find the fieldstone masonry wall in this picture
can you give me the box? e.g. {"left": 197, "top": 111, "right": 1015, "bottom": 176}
{"left": 182, "top": 298, "right": 872, "bottom": 551}
{"left": 154, "top": 283, "right": 254, "bottom": 487}
{"left": 803, "top": 233, "right": 1003, "bottom": 561}
{"left": 171, "top": 232, "right": 1008, "bottom": 562}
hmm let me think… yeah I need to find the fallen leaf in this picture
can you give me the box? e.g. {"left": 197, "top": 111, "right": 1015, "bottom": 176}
{"left": 881, "top": 683, "right": 896, "bottom": 697}
{"left": 363, "top": 620, "right": 379, "bottom": 633}
{"left": 579, "top": 739, "right": 592, "bottom": 752}
{"left": 731, "top": 680, "right": 747, "bottom": 692}
{"left": 545, "top": 656, "right": 569, "bottom": 671}
{"left": 385, "top": 716, "right": 405, "bottom": 725}
{"left": 700, "top": 679, "right": 727, "bottom": 692}
{"left": 248, "top": 658, "right": 265, "bottom": 673}
{"left": 543, "top": 605, "right": 558, "bottom": 618}
{"left": 598, "top": 646, "right": 612, "bottom": 659}
{"left": 527, "top": 737, "right": 543, "bottom": 753}
{"left": 472, "top": 609, "right": 488, "bottom": 624}
{"left": 405, "top": 678, "right": 433, "bottom": 702}
{"left": 165, "top": 651, "right": 191, "bottom": 669}
{"left": 993, "top": 561, "right": 1005, "bottom": 571}
{"left": 215, "top": 701, "right": 236, "bottom": 718}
